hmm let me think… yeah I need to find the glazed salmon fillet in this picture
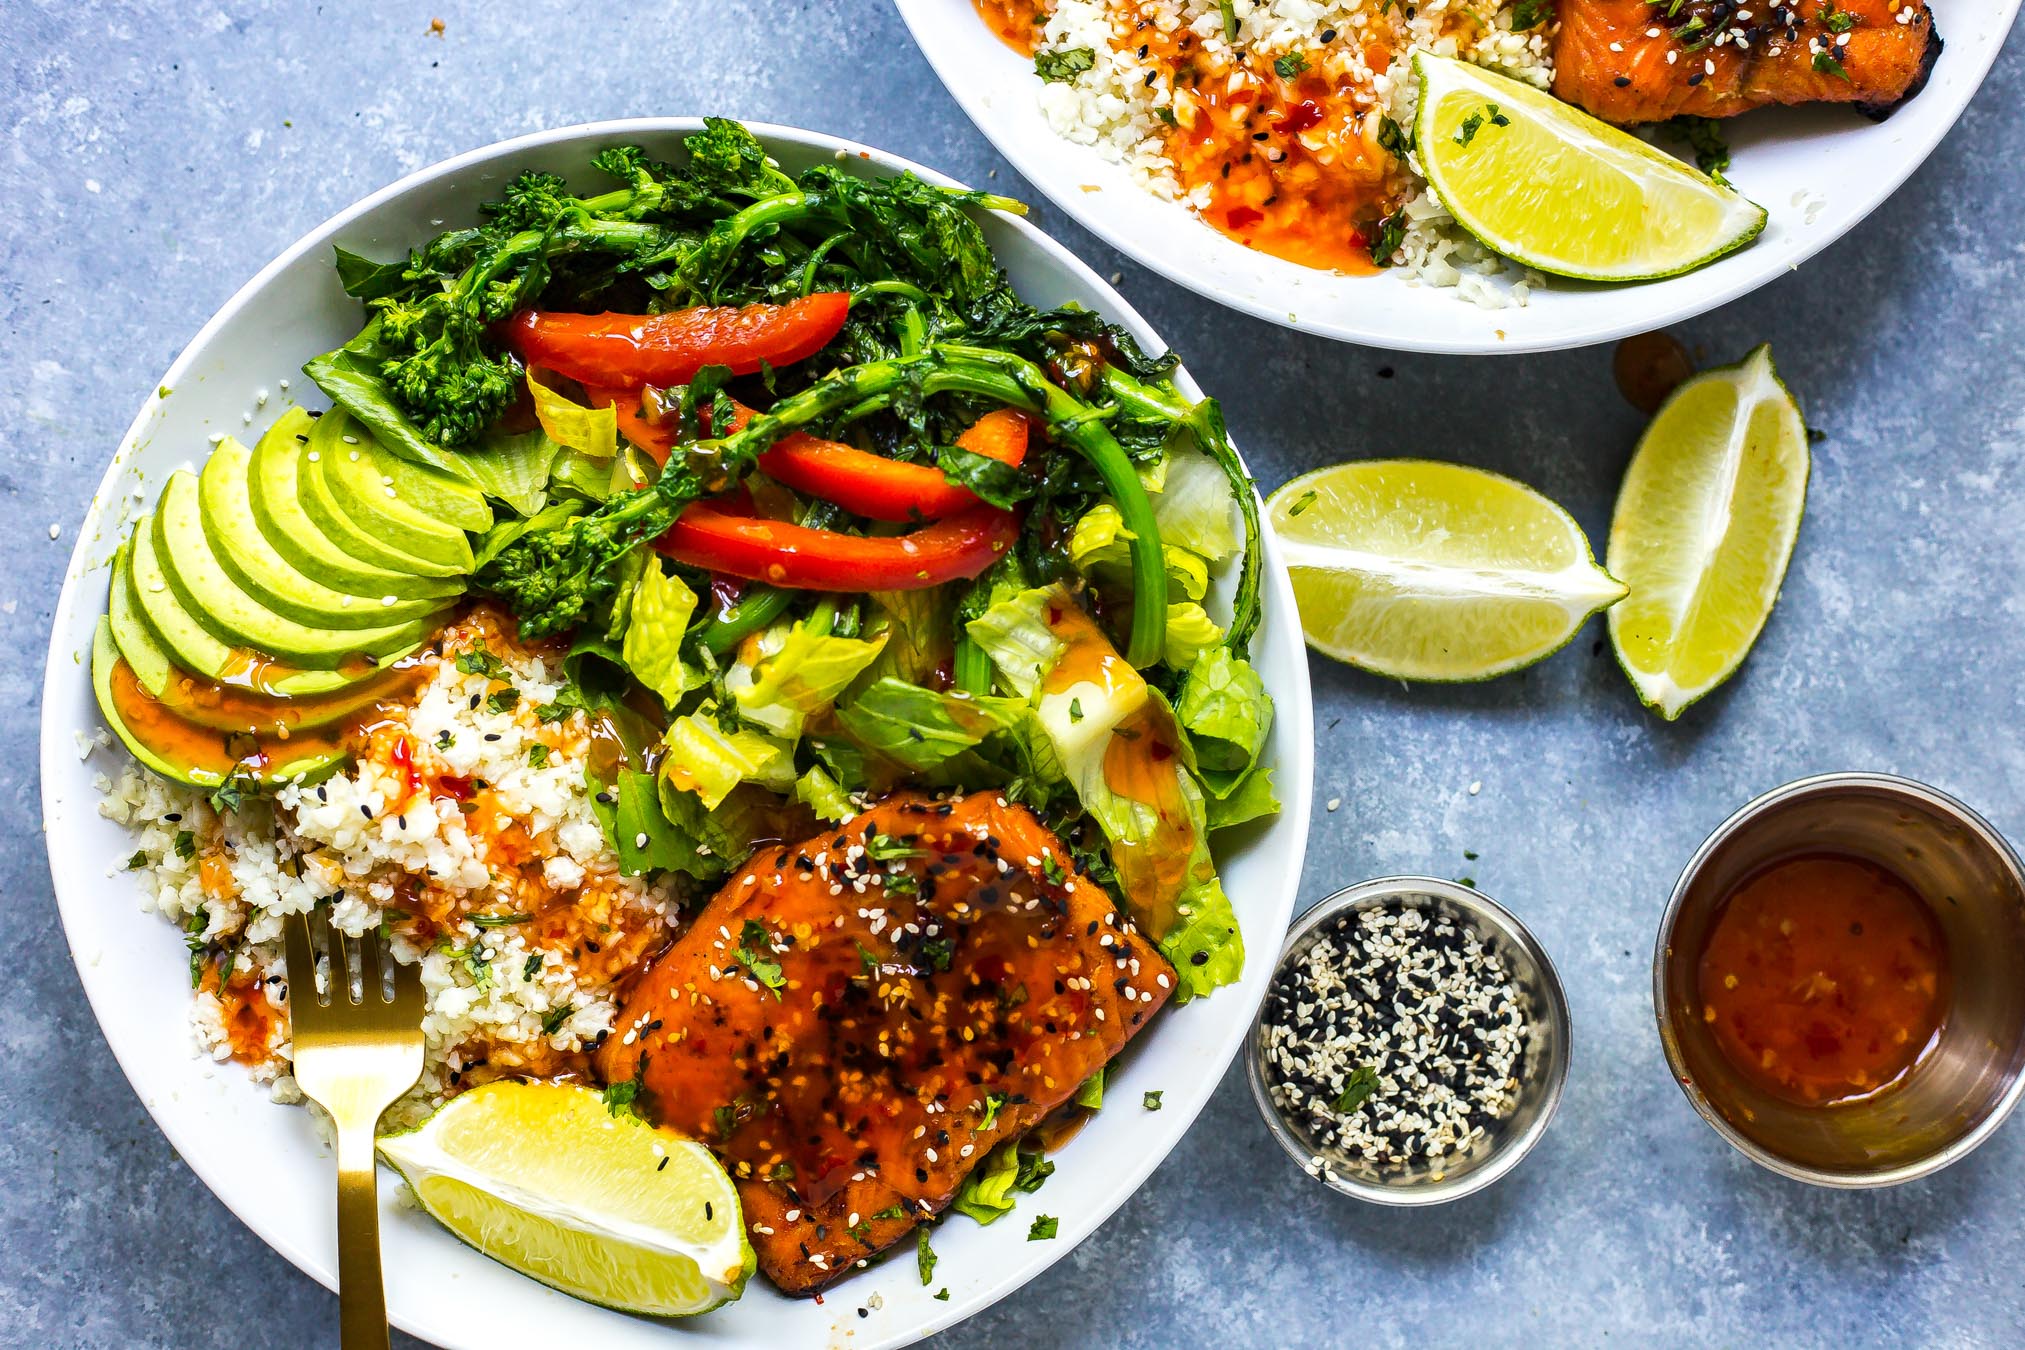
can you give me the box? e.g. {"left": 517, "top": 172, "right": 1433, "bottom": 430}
{"left": 594, "top": 792, "right": 1176, "bottom": 1294}
{"left": 1554, "top": 1, "right": 1941, "bottom": 124}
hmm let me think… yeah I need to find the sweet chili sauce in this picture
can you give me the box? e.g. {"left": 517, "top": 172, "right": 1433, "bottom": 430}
{"left": 1696, "top": 854, "right": 1949, "bottom": 1107}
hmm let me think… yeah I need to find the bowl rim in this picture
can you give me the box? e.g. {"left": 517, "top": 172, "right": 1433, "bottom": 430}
{"left": 892, "top": 0, "right": 2025, "bottom": 355}
{"left": 36, "top": 116, "right": 1316, "bottom": 1349}
{"left": 1244, "top": 875, "right": 1571, "bottom": 1207}
{"left": 1651, "top": 770, "right": 2025, "bottom": 1189}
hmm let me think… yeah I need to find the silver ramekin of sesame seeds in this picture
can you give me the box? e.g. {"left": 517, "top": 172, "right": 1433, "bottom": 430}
{"left": 1244, "top": 877, "right": 1571, "bottom": 1206}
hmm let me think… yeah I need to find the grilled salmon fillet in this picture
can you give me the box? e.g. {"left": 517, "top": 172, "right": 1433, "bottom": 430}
{"left": 594, "top": 792, "right": 1176, "bottom": 1294}
{"left": 1554, "top": 1, "right": 1941, "bottom": 124}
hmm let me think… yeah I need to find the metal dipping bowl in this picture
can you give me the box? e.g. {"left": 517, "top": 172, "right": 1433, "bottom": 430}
{"left": 1244, "top": 877, "right": 1571, "bottom": 1206}
{"left": 1655, "top": 773, "right": 2025, "bottom": 1187}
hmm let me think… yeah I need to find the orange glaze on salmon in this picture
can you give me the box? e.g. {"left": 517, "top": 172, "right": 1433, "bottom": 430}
{"left": 595, "top": 791, "right": 1176, "bottom": 1294}
{"left": 1554, "top": 1, "right": 1941, "bottom": 124}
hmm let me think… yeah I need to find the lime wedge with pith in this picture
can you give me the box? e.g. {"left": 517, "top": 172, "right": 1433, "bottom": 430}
{"left": 378, "top": 1080, "right": 752, "bottom": 1316}
{"left": 1267, "top": 460, "right": 1625, "bottom": 681}
{"left": 1412, "top": 52, "right": 1766, "bottom": 281}
{"left": 1607, "top": 344, "right": 1809, "bottom": 719}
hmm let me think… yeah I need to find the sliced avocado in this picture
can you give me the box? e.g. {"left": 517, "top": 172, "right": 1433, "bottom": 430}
{"left": 300, "top": 412, "right": 469, "bottom": 576}
{"left": 199, "top": 438, "right": 456, "bottom": 628}
{"left": 246, "top": 409, "right": 462, "bottom": 599}
{"left": 92, "top": 620, "right": 344, "bottom": 788}
{"left": 361, "top": 434, "right": 493, "bottom": 533}
{"left": 107, "top": 538, "right": 174, "bottom": 699}
{"left": 127, "top": 516, "right": 410, "bottom": 699}
{"left": 153, "top": 470, "right": 447, "bottom": 668}
{"left": 317, "top": 429, "right": 480, "bottom": 570}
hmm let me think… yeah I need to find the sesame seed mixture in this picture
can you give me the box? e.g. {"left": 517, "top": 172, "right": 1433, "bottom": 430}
{"left": 1260, "top": 900, "right": 1526, "bottom": 1178}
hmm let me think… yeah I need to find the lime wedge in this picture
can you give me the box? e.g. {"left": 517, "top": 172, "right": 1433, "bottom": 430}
{"left": 1607, "top": 345, "right": 1809, "bottom": 719}
{"left": 378, "top": 1081, "right": 753, "bottom": 1316}
{"left": 1267, "top": 460, "right": 1625, "bottom": 681}
{"left": 1412, "top": 53, "right": 1766, "bottom": 281}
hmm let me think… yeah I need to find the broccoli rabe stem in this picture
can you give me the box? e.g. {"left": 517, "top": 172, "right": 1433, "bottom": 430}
{"left": 1097, "top": 366, "right": 1263, "bottom": 652}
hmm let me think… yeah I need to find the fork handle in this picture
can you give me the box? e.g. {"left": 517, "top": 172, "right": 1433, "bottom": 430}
{"left": 335, "top": 1120, "right": 391, "bottom": 1350}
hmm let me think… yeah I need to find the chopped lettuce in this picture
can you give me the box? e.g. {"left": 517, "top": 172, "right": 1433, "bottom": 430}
{"left": 951, "top": 1138, "right": 1021, "bottom": 1224}
{"left": 864, "top": 587, "right": 954, "bottom": 686}
{"left": 793, "top": 766, "right": 855, "bottom": 822}
{"left": 1074, "top": 1067, "right": 1105, "bottom": 1110}
{"left": 1206, "top": 765, "right": 1279, "bottom": 833}
{"left": 834, "top": 678, "right": 1024, "bottom": 773}
{"left": 548, "top": 447, "right": 618, "bottom": 503}
{"left": 621, "top": 559, "right": 701, "bottom": 707}
{"left": 1163, "top": 601, "right": 1224, "bottom": 670}
{"left": 458, "top": 425, "right": 564, "bottom": 518}
{"left": 526, "top": 368, "right": 618, "bottom": 458}
{"left": 966, "top": 584, "right": 1246, "bottom": 1000}
{"left": 1066, "top": 502, "right": 1208, "bottom": 601}
{"left": 614, "top": 770, "right": 694, "bottom": 876}
{"left": 1176, "top": 646, "right": 1273, "bottom": 795}
{"left": 1149, "top": 440, "right": 1238, "bottom": 562}
{"left": 659, "top": 702, "right": 794, "bottom": 810}
{"left": 727, "top": 621, "right": 887, "bottom": 739}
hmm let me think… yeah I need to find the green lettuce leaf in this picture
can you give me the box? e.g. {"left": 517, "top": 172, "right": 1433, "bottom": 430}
{"left": 1149, "top": 441, "right": 1238, "bottom": 562}
{"left": 728, "top": 622, "right": 887, "bottom": 739}
{"left": 1176, "top": 646, "right": 1273, "bottom": 794}
{"left": 659, "top": 702, "right": 794, "bottom": 810}
{"left": 793, "top": 766, "right": 855, "bottom": 822}
{"left": 952, "top": 1139, "right": 1021, "bottom": 1224}
{"left": 1066, "top": 503, "right": 1208, "bottom": 601}
{"left": 966, "top": 584, "right": 1244, "bottom": 1001}
{"left": 622, "top": 559, "right": 701, "bottom": 708}
{"left": 1206, "top": 765, "right": 1279, "bottom": 833}
{"left": 1163, "top": 601, "right": 1223, "bottom": 670}
{"left": 614, "top": 769, "right": 691, "bottom": 876}
{"left": 864, "top": 587, "right": 955, "bottom": 686}
{"left": 459, "top": 425, "right": 565, "bottom": 518}
{"left": 834, "top": 678, "right": 1024, "bottom": 773}
{"left": 1074, "top": 1067, "right": 1105, "bottom": 1110}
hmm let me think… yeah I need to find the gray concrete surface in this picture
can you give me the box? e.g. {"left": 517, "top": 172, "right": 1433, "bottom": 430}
{"left": 5, "top": 2, "right": 2024, "bottom": 1346}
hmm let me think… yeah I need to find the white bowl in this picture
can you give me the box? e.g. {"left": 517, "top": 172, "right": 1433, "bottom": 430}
{"left": 895, "top": 1, "right": 2022, "bottom": 354}
{"left": 38, "top": 120, "right": 1313, "bottom": 1349}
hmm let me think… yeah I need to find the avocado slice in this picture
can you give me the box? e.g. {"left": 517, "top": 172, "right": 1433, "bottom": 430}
{"left": 199, "top": 438, "right": 456, "bottom": 628}
{"left": 246, "top": 409, "right": 463, "bottom": 599}
{"left": 361, "top": 434, "right": 493, "bottom": 534}
{"left": 127, "top": 515, "right": 414, "bottom": 698}
{"left": 300, "top": 412, "right": 470, "bottom": 576}
{"left": 92, "top": 620, "right": 344, "bottom": 788}
{"left": 153, "top": 470, "right": 448, "bottom": 668}
{"left": 107, "top": 538, "right": 175, "bottom": 699}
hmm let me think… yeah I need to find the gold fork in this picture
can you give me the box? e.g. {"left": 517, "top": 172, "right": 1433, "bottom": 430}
{"left": 283, "top": 909, "right": 425, "bottom": 1350}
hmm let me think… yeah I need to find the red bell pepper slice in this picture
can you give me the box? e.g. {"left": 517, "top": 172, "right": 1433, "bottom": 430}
{"left": 590, "top": 390, "right": 1031, "bottom": 523}
{"left": 500, "top": 293, "right": 850, "bottom": 388}
{"left": 654, "top": 501, "right": 1019, "bottom": 591}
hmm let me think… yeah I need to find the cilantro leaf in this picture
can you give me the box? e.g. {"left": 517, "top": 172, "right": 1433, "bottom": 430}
{"left": 1331, "top": 1064, "right": 1380, "bottom": 1115}
{"left": 1035, "top": 47, "right": 1096, "bottom": 83}
{"left": 736, "top": 919, "right": 787, "bottom": 996}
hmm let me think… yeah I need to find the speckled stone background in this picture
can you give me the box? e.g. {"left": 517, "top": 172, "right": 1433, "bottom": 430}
{"left": 6, "top": 2, "right": 2024, "bottom": 1346}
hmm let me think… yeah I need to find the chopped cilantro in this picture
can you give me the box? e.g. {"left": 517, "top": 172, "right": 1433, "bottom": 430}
{"left": 485, "top": 687, "right": 521, "bottom": 714}
{"left": 1155, "top": 105, "right": 1178, "bottom": 126}
{"left": 712, "top": 1103, "right": 736, "bottom": 1138}
{"left": 541, "top": 1003, "right": 574, "bottom": 1035}
{"left": 522, "top": 952, "right": 545, "bottom": 980}
{"left": 915, "top": 934, "right": 956, "bottom": 974}
{"left": 1143, "top": 1090, "right": 1163, "bottom": 1111}
{"left": 124, "top": 849, "right": 148, "bottom": 870}
{"left": 1034, "top": 47, "right": 1096, "bottom": 84}
{"left": 916, "top": 1227, "right": 938, "bottom": 1285}
{"left": 1377, "top": 114, "right": 1408, "bottom": 157}
{"left": 468, "top": 911, "right": 532, "bottom": 927}
{"left": 1286, "top": 489, "right": 1319, "bottom": 517}
{"left": 601, "top": 1074, "right": 644, "bottom": 1120}
{"left": 172, "top": 829, "right": 195, "bottom": 860}
{"left": 934, "top": 1289, "right": 949, "bottom": 1301}
{"left": 1040, "top": 853, "right": 1068, "bottom": 886}
{"left": 979, "top": 1092, "right": 1007, "bottom": 1131}
{"left": 856, "top": 941, "right": 881, "bottom": 977}
{"left": 1273, "top": 51, "right": 1308, "bottom": 80}
{"left": 1068, "top": 697, "right": 1084, "bottom": 724}
{"left": 1813, "top": 50, "right": 1849, "bottom": 80}
{"left": 1509, "top": 0, "right": 1555, "bottom": 28}
{"left": 1027, "top": 1215, "right": 1059, "bottom": 1241}
{"left": 1819, "top": 2, "right": 1860, "bottom": 35}
{"left": 1332, "top": 1064, "right": 1380, "bottom": 1115}
{"left": 736, "top": 919, "right": 787, "bottom": 996}
{"left": 454, "top": 646, "right": 505, "bottom": 678}
{"left": 527, "top": 743, "right": 550, "bottom": 768}
{"left": 870, "top": 1204, "right": 906, "bottom": 1221}
{"left": 848, "top": 1219, "right": 873, "bottom": 1245}
{"left": 866, "top": 833, "right": 924, "bottom": 861}
{"left": 1369, "top": 209, "right": 1407, "bottom": 267}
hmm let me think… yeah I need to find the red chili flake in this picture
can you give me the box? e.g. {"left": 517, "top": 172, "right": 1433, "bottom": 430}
{"left": 389, "top": 735, "right": 422, "bottom": 797}
{"left": 1275, "top": 100, "right": 1324, "bottom": 134}
{"left": 437, "top": 774, "right": 475, "bottom": 801}
{"left": 1225, "top": 205, "right": 1264, "bottom": 231}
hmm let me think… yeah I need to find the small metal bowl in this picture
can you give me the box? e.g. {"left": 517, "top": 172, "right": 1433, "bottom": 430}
{"left": 1655, "top": 772, "right": 2025, "bottom": 1187}
{"left": 1244, "top": 877, "right": 1572, "bottom": 1206}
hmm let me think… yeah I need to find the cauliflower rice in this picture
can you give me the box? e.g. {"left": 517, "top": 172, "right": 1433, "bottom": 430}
{"left": 1003, "top": 0, "right": 1553, "bottom": 307}
{"left": 97, "top": 607, "right": 682, "bottom": 1129}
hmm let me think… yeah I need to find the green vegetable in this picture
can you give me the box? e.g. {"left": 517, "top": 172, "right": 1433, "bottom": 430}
{"left": 1175, "top": 646, "right": 1273, "bottom": 795}
{"left": 1662, "top": 115, "right": 1733, "bottom": 187}
{"left": 1027, "top": 1215, "right": 1059, "bottom": 1241}
{"left": 1162, "top": 602, "right": 1224, "bottom": 670}
{"left": 834, "top": 678, "right": 1024, "bottom": 773}
{"left": 1509, "top": 0, "right": 1555, "bottom": 29}
{"left": 1074, "top": 1068, "right": 1105, "bottom": 1111}
{"left": 792, "top": 766, "right": 854, "bottom": 822}
{"left": 620, "top": 558, "right": 701, "bottom": 707}
{"left": 601, "top": 1073, "right": 645, "bottom": 1120}
{"left": 613, "top": 770, "right": 690, "bottom": 876}
{"left": 728, "top": 619, "right": 887, "bottom": 739}
{"left": 1273, "top": 52, "right": 1308, "bottom": 80}
{"left": 952, "top": 1138, "right": 1021, "bottom": 1224}
{"left": 658, "top": 702, "right": 794, "bottom": 810}
{"left": 1148, "top": 442, "right": 1238, "bottom": 564}
{"left": 1035, "top": 47, "right": 1097, "bottom": 83}
{"left": 1332, "top": 1065, "right": 1380, "bottom": 1115}
{"left": 916, "top": 1227, "right": 937, "bottom": 1285}
{"left": 1142, "top": 1091, "right": 1163, "bottom": 1111}
{"left": 937, "top": 443, "right": 1036, "bottom": 509}
{"left": 735, "top": 919, "right": 787, "bottom": 997}
{"left": 1205, "top": 765, "right": 1279, "bottom": 833}
{"left": 1066, "top": 503, "right": 1209, "bottom": 601}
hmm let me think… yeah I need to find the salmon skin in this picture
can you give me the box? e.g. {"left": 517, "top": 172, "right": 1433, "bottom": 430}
{"left": 594, "top": 792, "right": 1176, "bottom": 1294}
{"left": 1553, "top": 1, "right": 1941, "bottom": 124}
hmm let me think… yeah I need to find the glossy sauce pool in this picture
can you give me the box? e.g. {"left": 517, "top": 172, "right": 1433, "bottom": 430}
{"left": 1695, "top": 854, "right": 1949, "bottom": 1107}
